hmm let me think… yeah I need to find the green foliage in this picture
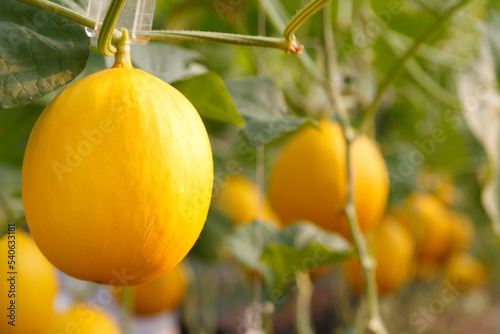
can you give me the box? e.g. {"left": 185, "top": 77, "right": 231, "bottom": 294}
{"left": 0, "top": 0, "right": 90, "bottom": 109}
{"left": 172, "top": 72, "right": 245, "bottom": 126}
{"left": 1, "top": 0, "right": 500, "bottom": 331}
{"left": 226, "top": 222, "right": 353, "bottom": 293}
{"left": 457, "top": 18, "right": 500, "bottom": 236}
{"left": 189, "top": 210, "right": 233, "bottom": 263}
{"left": 129, "top": 41, "right": 207, "bottom": 83}
{"left": 226, "top": 77, "right": 314, "bottom": 148}
{"left": 0, "top": 101, "right": 44, "bottom": 166}
{"left": 129, "top": 43, "right": 247, "bottom": 126}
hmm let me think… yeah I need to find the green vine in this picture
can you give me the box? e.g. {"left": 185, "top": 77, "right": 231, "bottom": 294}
{"left": 295, "top": 271, "right": 315, "bottom": 334}
{"left": 283, "top": 0, "right": 331, "bottom": 50}
{"left": 360, "top": 0, "right": 474, "bottom": 135}
{"left": 12, "top": 0, "right": 335, "bottom": 54}
{"left": 260, "top": 0, "right": 324, "bottom": 81}
{"left": 97, "top": 0, "right": 127, "bottom": 56}
{"left": 14, "top": 0, "right": 96, "bottom": 30}
{"left": 322, "top": 6, "right": 388, "bottom": 334}
{"left": 121, "top": 287, "right": 136, "bottom": 334}
{"left": 148, "top": 31, "right": 289, "bottom": 52}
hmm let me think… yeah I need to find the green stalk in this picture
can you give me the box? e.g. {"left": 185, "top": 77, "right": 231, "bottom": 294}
{"left": 295, "top": 271, "right": 315, "bottom": 334}
{"left": 259, "top": 0, "right": 287, "bottom": 32}
{"left": 14, "top": 0, "right": 288, "bottom": 55}
{"left": 121, "top": 287, "right": 136, "bottom": 334}
{"left": 112, "top": 28, "right": 133, "bottom": 68}
{"left": 13, "top": 0, "right": 96, "bottom": 29}
{"left": 11, "top": 0, "right": 303, "bottom": 53}
{"left": 254, "top": 146, "right": 265, "bottom": 330}
{"left": 259, "top": 0, "right": 324, "bottom": 82}
{"left": 284, "top": 0, "right": 331, "bottom": 46}
{"left": 148, "top": 31, "right": 291, "bottom": 52}
{"left": 403, "top": 60, "right": 458, "bottom": 107}
{"left": 97, "top": 0, "right": 127, "bottom": 56}
{"left": 360, "top": 0, "right": 474, "bottom": 134}
{"left": 322, "top": 7, "right": 388, "bottom": 334}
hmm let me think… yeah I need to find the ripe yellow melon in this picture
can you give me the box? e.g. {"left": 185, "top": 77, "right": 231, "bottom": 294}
{"left": 444, "top": 253, "right": 484, "bottom": 289}
{"left": 0, "top": 231, "right": 57, "bottom": 334}
{"left": 22, "top": 55, "right": 213, "bottom": 285}
{"left": 343, "top": 216, "right": 415, "bottom": 295}
{"left": 116, "top": 263, "right": 187, "bottom": 315}
{"left": 49, "top": 305, "right": 121, "bottom": 334}
{"left": 214, "top": 175, "right": 281, "bottom": 226}
{"left": 402, "top": 194, "right": 452, "bottom": 260}
{"left": 269, "top": 120, "right": 389, "bottom": 238}
{"left": 446, "top": 211, "right": 475, "bottom": 254}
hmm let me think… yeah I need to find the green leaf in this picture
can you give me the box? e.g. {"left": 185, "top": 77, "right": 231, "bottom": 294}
{"left": 172, "top": 72, "right": 244, "bottom": 126}
{"left": 0, "top": 0, "right": 90, "bottom": 109}
{"left": 226, "top": 222, "right": 353, "bottom": 294}
{"left": 0, "top": 100, "right": 45, "bottom": 166}
{"left": 188, "top": 209, "right": 233, "bottom": 263}
{"left": 226, "top": 77, "right": 314, "bottom": 148}
{"left": 0, "top": 164, "right": 21, "bottom": 189}
{"left": 129, "top": 41, "right": 207, "bottom": 83}
{"left": 58, "top": 0, "right": 87, "bottom": 13}
{"left": 457, "top": 26, "right": 500, "bottom": 237}
{"left": 0, "top": 164, "right": 23, "bottom": 226}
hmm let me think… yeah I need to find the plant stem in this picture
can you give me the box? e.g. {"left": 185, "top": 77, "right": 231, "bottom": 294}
{"left": 259, "top": 0, "right": 286, "bottom": 32}
{"left": 257, "top": 0, "right": 267, "bottom": 74}
{"left": 121, "top": 287, "right": 135, "bottom": 334}
{"left": 322, "top": 7, "right": 387, "bottom": 334}
{"left": 254, "top": 146, "right": 265, "bottom": 331}
{"left": 382, "top": 28, "right": 464, "bottom": 68}
{"left": 295, "top": 271, "right": 314, "bottom": 334}
{"left": 282, "top": 0, "right": 332, "bottom": 53}
{"left": 360, "top": 0, "right": 474, "bottom": 134}
{"left": 97, "top": 0, "right": 127, "bottom": 56}
{"left": 11, "top": 0, "right": 303, "bottom": 54}
{"left": 259, "top": 0, "right": 324, "bottom": 82}
{"left": 14, "top": 0, "right": 95, "bottom": 29}
{"left": 148, "top": 31, "right": 294, "bottom": 53}
{"left": 376, "top": 33, "right": 458, "bottom": 107}
{"left": 112, "top": 28, "right": 133, "bottom": 68}
{"left": 404, "top": 60, "right": 458, "bottom": 107}
{"left": 284, "top": 0, "right": 331, "bottom": 47}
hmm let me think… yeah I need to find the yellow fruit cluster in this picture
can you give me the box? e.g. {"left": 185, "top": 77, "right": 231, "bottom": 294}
{"left": 261, "top": 120, "right": 484, "bottom": 295}
{"left": 264, "top": 120, "right": 414, "bottom": 294}
{"left": 0, "top": 231, "right": 57, "bottom": 334}
{"left": 0, "top": 230, "right": 188, "bottom": 334}
{"left": 399, "top": 193, "right": 483, "bottom": 287}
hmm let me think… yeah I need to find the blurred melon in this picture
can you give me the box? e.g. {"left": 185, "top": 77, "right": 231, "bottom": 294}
{"left": 214, "top": 175, "right": 281, "bottom": 226}
{"left": 343, "top": 216, "right": 415, "bottom": 295}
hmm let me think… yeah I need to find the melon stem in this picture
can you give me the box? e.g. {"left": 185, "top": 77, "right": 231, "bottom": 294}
{"left": 112, "top": 28, "right": 133, "bottom": 69}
